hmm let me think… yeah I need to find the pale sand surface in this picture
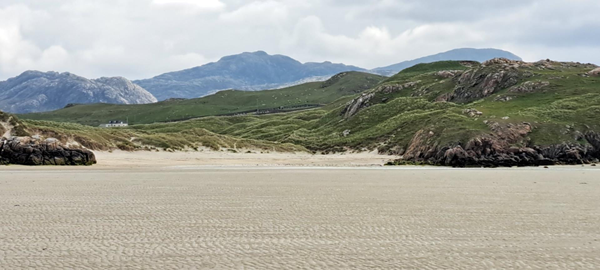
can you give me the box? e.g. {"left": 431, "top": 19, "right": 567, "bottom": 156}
{"left": 93, "top": 150, "right": 397, "bottom": 168}
{"left": 1, "top": 164, "right": 599, "bottom": 269}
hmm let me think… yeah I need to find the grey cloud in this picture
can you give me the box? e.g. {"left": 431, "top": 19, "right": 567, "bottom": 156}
{"left": 0, "top": 0, "right": 598, "bottom": 80}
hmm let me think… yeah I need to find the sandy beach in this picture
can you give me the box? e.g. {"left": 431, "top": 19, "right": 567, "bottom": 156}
{"left": 93, "top": 150, "right": 398, "bottom": 168}
{"left": 0, "top": 153, "right": 599, "bottom": 269}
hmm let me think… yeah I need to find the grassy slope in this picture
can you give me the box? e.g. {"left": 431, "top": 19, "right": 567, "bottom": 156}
{"left": 127, "top": 60, "right": 600, "bottom": 151}
{"left": 20, "top": 72, "right": 385, "bottom": 126}
{"left": 21, "top": 60, "right": 600, "bottom": 154}
{"left": 23, "top": 119, "right": 305, "bottom": 153}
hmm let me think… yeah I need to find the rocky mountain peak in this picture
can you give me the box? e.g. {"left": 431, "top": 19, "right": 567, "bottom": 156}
{"left": 0, "top": 71, "right": 157, "bottom": 114}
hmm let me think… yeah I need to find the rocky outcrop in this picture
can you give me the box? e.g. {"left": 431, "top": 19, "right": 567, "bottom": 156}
{"left": 341, "top": 81, "right": 420, "bottom": 118}
{"left": 439, "top": 58, "right": 524, "bottom": 103}
{"left": 509, "top": 81, "right": 550, "bottom": 93}
{"left": 435, "top": 70, "right": 464, "bottom": 78}
{"left": 378, "top": 81, "right": 421, "bottom": 94}
{"left": 463, "top": 108, "right": 483, "bottom": 117}
{"left": 0, "top": 137, "right": 96, "bottom": 166}
{"left": 0, "top": 71, "right": 157, "bottom": 113}
{"left": 494, "top": 95, "right": 513, "bottom": 102}
{"left": 589, "top": 68, "right": 600, "bottom": 77}
{"left": 394, "top": 123, "right": 600, "bottom": 167}
{"left": 342, "top": 93, "right": 374, "bottom": 118}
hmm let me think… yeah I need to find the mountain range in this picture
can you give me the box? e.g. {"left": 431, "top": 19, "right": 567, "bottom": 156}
{"left": 0, "top": 71, "right": 157, "bottom": 114}
{"left": 133, "top": 51, "right": 366, "bottom": 100}
{"left": 0, "top": 48, "right": 522, "bottom": 113}
{"left": 371, "top": 48, "right": 522, "bottom": 76}
{"left": 17, "top": 58, "right": 600, "bottom": 167}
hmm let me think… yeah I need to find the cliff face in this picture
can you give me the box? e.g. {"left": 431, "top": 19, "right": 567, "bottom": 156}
{"left": 0, "top": 71, "right": 157, "bottom": 113}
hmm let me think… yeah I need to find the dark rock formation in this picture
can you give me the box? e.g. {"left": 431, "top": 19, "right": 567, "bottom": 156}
{"left": 0, "top": 137, "right": 96, "bottom": 166}
{"left": 393, "top": 123, "right": 600, "bottom": 167}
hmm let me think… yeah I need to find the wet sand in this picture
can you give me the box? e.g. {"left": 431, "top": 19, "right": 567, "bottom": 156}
{"left": 0, "top": 157, "right": 599, "bottom": 269}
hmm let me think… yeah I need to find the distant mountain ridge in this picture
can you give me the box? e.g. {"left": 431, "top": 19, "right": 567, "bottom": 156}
{"left": 0, "top": 71, "right": 157, "bottom": 114}
{"left": 371, "top": 48, "right": 522, "bottom": 76}
{"left": 134, "top": 51, "right": 366, "bottom": 100}
{"left": 136, "top": 49, "right": 522, "bottom": 100}
{"left": 0, "top": 48, "right": 523, "bottom": 112}
{"left": 21, "top": 71, "right": 385, "bottom": 126}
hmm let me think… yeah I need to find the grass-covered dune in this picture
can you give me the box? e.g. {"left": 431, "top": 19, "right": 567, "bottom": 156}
{"left": 19, "top": 59, "right": 600, "bottom": 166}
{"left": 20, "top": 72, "right": 384, "bottom": 126}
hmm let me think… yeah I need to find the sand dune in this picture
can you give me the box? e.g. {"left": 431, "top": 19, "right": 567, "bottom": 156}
{"left": 1, "top": 164, "right": 599, "bottom": 269}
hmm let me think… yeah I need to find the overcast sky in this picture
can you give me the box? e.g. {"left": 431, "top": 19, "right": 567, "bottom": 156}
{"left": 1, "top": 0, "right": 599, "bottom": 80}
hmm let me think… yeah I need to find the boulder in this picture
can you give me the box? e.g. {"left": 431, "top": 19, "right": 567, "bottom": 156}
{"left": 0, "top": 137, "right": 96, "bottom": 166}
{"left": 588, "top": 68, "right": 600, "bottom": 77}
{"left": 494, "top": 95, "right": 513, "bottom": 102}
{"left": 463, "top": 108, "right": 483, "bottom": 117}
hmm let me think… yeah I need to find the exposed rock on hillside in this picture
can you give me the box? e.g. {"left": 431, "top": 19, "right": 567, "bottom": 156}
{"left": 435, "top": 70, "right": 463, "bottom": 78}
{"left": 509, "top": 81, "right": 550, "bottom": 93}
{"left": 494, "top": 95, "right": 514, "bottom": 102}
{"left": 342, "top": 93, "right": 375, "bottom": 118}
{"left": 441, "top": 58, "right": 525, "bottom": 103}
{"left": 0, "top": 137, "right": 96, "bottom": 166}
{"left": 341, "top": 81, "right": 420, "bottom": 118}
{"left": 589, "top": 68, "right": 600, "bottom": 77}
{"left": 0, "top": 71, "right": 157, "bottom": 113}
{"left": 395, "top": 122, "right": 600, "bottom": 167}
{"left": 463, "top": 108, "right": 483, "bottom": 117}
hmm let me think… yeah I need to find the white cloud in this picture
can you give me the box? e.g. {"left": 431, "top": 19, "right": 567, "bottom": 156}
{"left": 166, "top": 53, "right": 209, "bottom": 70}
{"left": 0, "top": 0, "right": 598, "bottom": 80}
{"left": 282, "top": 16, "right": 489, "bottom": 68}
{"left": 220, "top": 1, "right": 288, "bottom": 25}
{"left": 152, "top": 0, "right": 225, "bottom": 12}
{"left": 0, "top": 5, "right": 61, "bottom": 76}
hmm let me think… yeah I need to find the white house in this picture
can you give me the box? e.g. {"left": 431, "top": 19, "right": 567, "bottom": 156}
{"left": 99, "top": 120, "right": 129, "bottom": 128}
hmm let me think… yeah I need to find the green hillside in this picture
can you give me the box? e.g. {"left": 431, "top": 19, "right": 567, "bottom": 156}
{"left": 20, "top": 72, "right": 384, "bottom": 126}
{"left": 21, "top": 59, "right": 600, "bottom": 166}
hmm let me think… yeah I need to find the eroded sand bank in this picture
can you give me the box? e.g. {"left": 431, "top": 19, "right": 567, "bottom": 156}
{"left": 0, "top": 164, "right": 599, "bottom": 269}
